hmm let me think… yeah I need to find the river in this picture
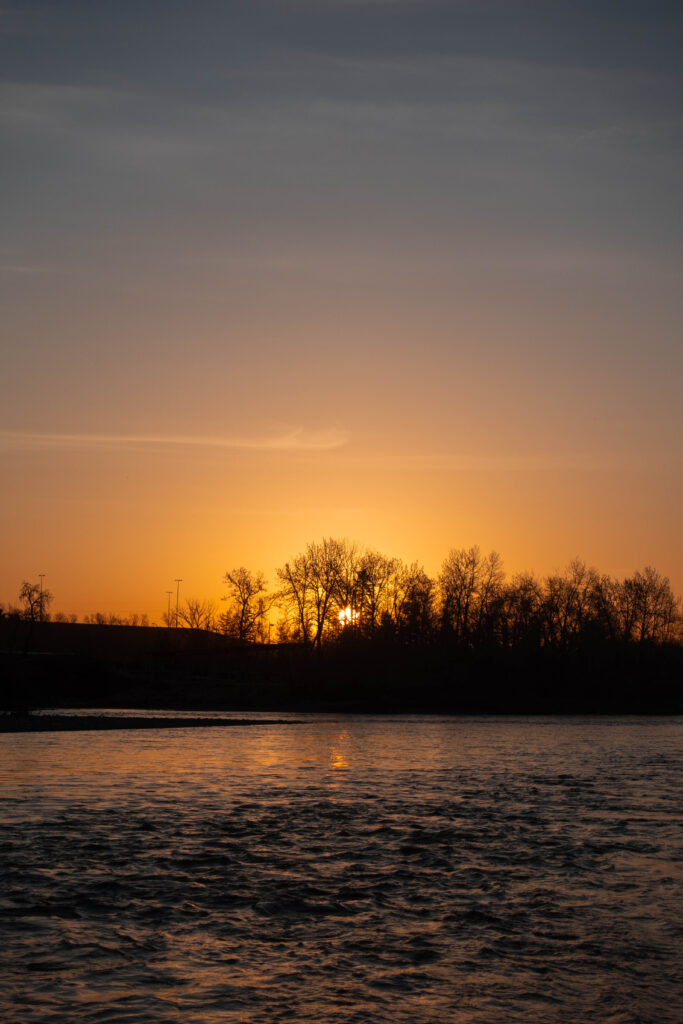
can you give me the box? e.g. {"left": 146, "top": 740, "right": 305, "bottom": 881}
{"left": 1, "top": 715, "right": 681, "bottom": 1022}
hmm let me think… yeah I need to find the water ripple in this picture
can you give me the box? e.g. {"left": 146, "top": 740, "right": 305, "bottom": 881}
{"left": 1, "top": 716, "right": 681, "bottom": 1022}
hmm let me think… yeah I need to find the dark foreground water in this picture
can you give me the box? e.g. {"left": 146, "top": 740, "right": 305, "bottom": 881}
{"left": 1, "top": 715, "right": 681, "bottom": 1023}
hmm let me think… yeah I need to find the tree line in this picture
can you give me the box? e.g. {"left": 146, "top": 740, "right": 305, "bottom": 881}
{"left": 273, "top": 540, "right": 680, "bottom": 649}
{"left": 5, "top": 539, "right": 681, "bottom": 650}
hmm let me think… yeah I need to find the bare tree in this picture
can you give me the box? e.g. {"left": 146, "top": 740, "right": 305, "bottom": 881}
{"left": 438, "top": 547, "right": 504, "bottom": 645}
{"left": 356, "top": 550, "right": 398, "bottom": 636}
{"left": 625, "top": 567, "right": 679, "bottom": 643}
{"left": 221, "top": 568, "right": 269, "bottom": 641}
{"left": 501, "top": 573, "right": 542, "bottom": 647}
{"left": 52, "top": 612, "right": 79, "bottom": 623}
{"left": 330, "top": 539, "right": 362, "bottom": 625}
{"left": 589, "top": 574, "right": 623, "bottom": 642}
{"left": 541, "top": 560, "right": 600, "bottom": 650}
{"left": 19, "top": 581, "right": 53, "bottom": 623}
{"left": 306, "top": 538, "right": 345, "bottom": 647}
{"left": 277, "top": 552, "right": 314, "bottom": 646}
{"left": 180, "top": 598, "right": 217, "bottom": 632}
{"left": 474, "top": 550, "right": 505, "bottom": 642}
{"left": 394, "top": 562, "right": 434, "bottom": 643}
{"left": 276, "top": 539, "right": 362, "bottom": 646}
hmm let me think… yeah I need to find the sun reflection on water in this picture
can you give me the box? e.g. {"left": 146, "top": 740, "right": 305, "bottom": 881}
{"left": 330, "top": 730, "right": 350, "bottom": 769}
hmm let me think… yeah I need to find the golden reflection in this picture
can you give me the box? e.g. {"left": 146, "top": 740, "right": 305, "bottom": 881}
{"left": 250, "top": 735, "right": 282, "bottom": 769}
{"left": 330, "top": 730, "right": 350, "bottom": 770}
{"left": 253, "top": 747, "right": 280, "bottom": 769}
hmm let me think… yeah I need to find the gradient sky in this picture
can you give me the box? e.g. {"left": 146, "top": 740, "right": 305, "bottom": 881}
{"left": 2, "top": 0, "right": 682, "bottom": 620}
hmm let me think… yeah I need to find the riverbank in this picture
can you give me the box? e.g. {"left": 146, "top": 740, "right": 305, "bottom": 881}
{"left": 0, "top": 713, "right": 304, "bottom": 733}
{"left": 2, "top": 633, "right": 682, "bottom": 715}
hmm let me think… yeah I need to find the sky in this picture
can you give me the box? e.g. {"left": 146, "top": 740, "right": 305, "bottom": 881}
{"left": 1, "top": 0, "right": 682, "bottom": 620}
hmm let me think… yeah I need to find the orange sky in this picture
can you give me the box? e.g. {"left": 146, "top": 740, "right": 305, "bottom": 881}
{"left": 2, "top": 2, "right": 682, "bottom": 619}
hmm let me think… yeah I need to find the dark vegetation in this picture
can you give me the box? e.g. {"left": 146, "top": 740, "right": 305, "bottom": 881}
{"left": 2, "top": 540, "right": 682, "bottom": 714}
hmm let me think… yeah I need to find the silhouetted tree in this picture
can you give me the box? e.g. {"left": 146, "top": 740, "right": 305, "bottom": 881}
{"left": 329, "top": 539, "right": 362, "bottom": 635}
{"left": 473, "top": 550, "right": 505, "bottom": 644}
{"left": 395, "top": 562, "right": 435, "bottom": 644}
{"left": 277, "top": 551, "right": 314, "bottom": 645}
{"left": 356, "top": 551, "right": 399, "bottom": 636}
{"left": 500, "top": 573, "right": 543, "bottom": 647}
{"left": 276, "top": 617, "right": 294, "bottom": 643}
{"left": 19, "top": 581, "right": 53, "bottom": 623}
{"left": 84, "top": 611, "right": 150, "bottom": 626}
{"left": 220, "top": 567, "right": 269, "bottom": 641}
{"left": 438, "top": 547, "right": 504, "bottom": 646}
{"left": 589, "top": 573, "right": 623, "bottom": 642}
{"left": 625, "top": 567, "right": 679, "bottom": 643}
{"left": 541, "top": 560, "right": 599, "bottom": 650}
{"left": 180, "top": 598, "right": 217, "bottom": 632}
{"left": 307, "top": 538, "right": 346, "bottom": 646}
{"left": 277, "top": 539, "right": 359, "bottom": 647}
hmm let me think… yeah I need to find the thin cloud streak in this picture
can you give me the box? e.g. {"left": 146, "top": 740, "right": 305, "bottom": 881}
{"left": 0, "top": 428, "right": 349, "bottom": 453}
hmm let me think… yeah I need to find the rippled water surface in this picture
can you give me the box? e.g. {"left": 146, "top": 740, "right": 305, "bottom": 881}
{"left": 2, "top": 716, "right": 681, "bottom": 1023}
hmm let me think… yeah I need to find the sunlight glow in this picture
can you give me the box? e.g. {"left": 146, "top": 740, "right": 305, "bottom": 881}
{"left": 338, "top": 607, "right": 359, "bottom": 627}
{"left": 330, "top": 731, "right": 350, "bottom": 770}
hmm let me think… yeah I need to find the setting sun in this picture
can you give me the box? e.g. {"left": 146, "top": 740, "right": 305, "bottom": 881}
{"left": 338, "top": 607, "right": 359, "bottom": 628}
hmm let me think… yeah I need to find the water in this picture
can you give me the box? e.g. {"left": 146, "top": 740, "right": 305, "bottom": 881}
{"left": 1, "top": 716, "right": 681, "bottom": 1023}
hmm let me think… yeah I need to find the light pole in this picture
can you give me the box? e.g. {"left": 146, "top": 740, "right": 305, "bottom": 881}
{"left": 165, "top": 591, "right": 173, "bottom": 629}
{"left": 38, "top": 574, "right": 45, "bottom": 623}
{"left": 174, "top": 579, "right": 183, "bottom": 629}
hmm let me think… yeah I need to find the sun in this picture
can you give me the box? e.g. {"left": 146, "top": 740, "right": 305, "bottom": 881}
{"left": 338, "top": 607, "right": 359, "bottom": 627}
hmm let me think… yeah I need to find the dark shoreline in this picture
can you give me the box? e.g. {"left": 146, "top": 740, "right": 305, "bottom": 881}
{"left": 2, "top": 631, "right": 682, "bottom": 717}
{"left": 0, "top": 714, "right": 307, "bottom": 733}
{"left": 3, "top": 707, "right": 682, "bottom": 733}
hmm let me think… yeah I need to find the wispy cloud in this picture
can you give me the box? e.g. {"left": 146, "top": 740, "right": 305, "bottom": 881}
{"left": 0, "top": 428, "right": 348, "bottom": 453}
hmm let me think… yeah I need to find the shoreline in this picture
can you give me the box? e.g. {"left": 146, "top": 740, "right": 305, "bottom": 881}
{"left": 0, "top": 714, "right": 305, "bottom": 733}
{"left": 2, "top": 709, "right": 681, "bottom": 733}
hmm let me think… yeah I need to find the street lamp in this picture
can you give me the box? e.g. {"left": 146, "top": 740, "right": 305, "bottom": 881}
{"left": 165, "top": 591, "right": 173, "bottom": 629}
{"left": 38, "top": 574, "right": 45, "bottom": 623}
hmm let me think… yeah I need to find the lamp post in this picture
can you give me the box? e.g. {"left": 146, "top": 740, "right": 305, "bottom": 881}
{"left": 174, "top": 579, "right": 183, "bottom": 630}
{"left": 165, "top": 591, "right": 173, "bottom": 629}
{"left": 38, "top": 574, "right": 45, "bottom": 623}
